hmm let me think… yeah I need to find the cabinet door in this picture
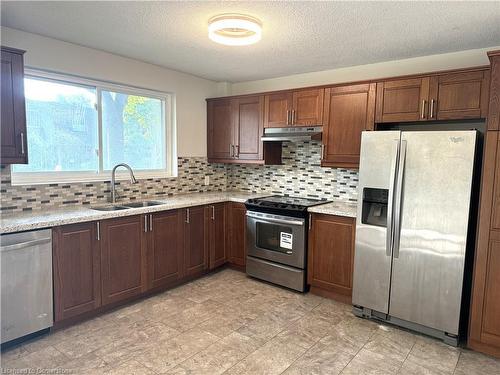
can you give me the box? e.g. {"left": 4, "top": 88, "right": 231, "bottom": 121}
{"left": 322, "top": 83, "right": 375, "bottom": 168}
{"left": 428, "top": 70, "right": 490, "bottom": 120}
{"left": 307, "top": 214, "right": 355, "bottom": 303}
{"left": 1, "top": 48, "right": 27, "bottom": 164}
{"left": 292, "top": 88, "right": 324, "bottom": 126}
{"left": 184, "top": 206, "right": 208, "bottom": 276}
{"left": 234, "top": 96, "right": 264, "bottom": 161}
{"left": 207, "top": 99, "right": 234, "bottom": 161}
{"left": 227, "top": 202, "right": 247, "bottom": 266}
{"left": 375, "top": 77, "right": 430, "bottom": 123}
{"left": 148, "top": 210, "right": 184, "bottom": 290}
{"left": 53, "top": 222, "right": 101, "bottom": 321}
{"left": 208, "top": 203, "right": 227, "bottom": 269}
{"left": 264, "top": 92, "right": 293, "bottom": 128}
{"left": 100, "top": 215, "right": 146, "bottom": 305}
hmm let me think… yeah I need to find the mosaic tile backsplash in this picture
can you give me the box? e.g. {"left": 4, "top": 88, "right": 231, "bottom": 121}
{"left": 0, "top": 158, "right": 227, "bottom": 213}
{"left": 1, "top": 141, "right": 358, "bottom": 213}
{"left": 227, "top": 141, "right": 358, "bottom": 201}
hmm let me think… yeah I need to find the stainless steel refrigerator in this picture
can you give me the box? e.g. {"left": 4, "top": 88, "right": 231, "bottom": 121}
{"left": 352, "top": 130, "right": 477, "bottom": 346}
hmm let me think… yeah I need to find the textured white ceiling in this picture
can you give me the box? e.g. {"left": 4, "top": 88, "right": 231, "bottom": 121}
{"left": 1, "top": 1, "right": 499, "bottom": 82}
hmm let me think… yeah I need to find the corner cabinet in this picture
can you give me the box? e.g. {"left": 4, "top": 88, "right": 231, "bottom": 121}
{"left": 264, "top": 88, "right": 324, "bottom": 127}
{"left": 1, "top": 46, "right": 28, "bottom": 164}
{"left": 375, "top": 68, "right": 490, "bottom": 123}
{"left": 469, "top": 51, "right": 500, "bottom": 359}
{"left": 307, "top": 213, "right": 356, "bottom": 304}
{"left": 321, "top": 83, "right": 375, "bottom": 168}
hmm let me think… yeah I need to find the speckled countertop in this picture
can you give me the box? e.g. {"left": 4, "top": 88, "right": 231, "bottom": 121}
{"left": 307, "top": 200, "right": 358, "bottom": 218}
{"left": 1, "top": 192, "right": 358, "bottom": 234}
{"left": 0, "top": 192, "right": 265, "bottom": 235}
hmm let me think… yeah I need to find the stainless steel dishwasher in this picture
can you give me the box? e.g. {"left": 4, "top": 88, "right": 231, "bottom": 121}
{"left": 1, "top": 229, "right": 53, "bottom": 344}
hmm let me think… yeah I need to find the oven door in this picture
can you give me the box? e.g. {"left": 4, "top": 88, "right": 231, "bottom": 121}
{"left": 246, "top": 211, "right": 306, "bottom": 268}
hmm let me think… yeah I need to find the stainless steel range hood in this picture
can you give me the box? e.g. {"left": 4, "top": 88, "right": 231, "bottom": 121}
{"left": 261, "top": 126, "right": 323, "bottom": 142}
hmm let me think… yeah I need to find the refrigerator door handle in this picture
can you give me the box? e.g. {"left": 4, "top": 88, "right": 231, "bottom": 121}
{"left": 386, "top": 139, "right": 400, "bottom": 257}
{"left": 393, "top": 139, "right": 407, "bottom": 258}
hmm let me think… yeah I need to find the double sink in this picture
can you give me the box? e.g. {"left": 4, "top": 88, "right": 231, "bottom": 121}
{"left": 91, "top": 200, "right": 165, "bottom": 211}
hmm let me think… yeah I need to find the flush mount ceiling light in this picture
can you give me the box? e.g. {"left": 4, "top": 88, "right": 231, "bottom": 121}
{"left": 208, "top": 14, "right": 262, "bottom": 46}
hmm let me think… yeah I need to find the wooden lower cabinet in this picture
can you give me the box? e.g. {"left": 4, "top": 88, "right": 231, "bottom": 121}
{"left": 208, "top": 203, "right": 227, "bottom": 269}
{"left": 147, "top": 210, "right": 184, "bottom": 289}
{"left": 53, "top": 222, "right": 101, "bottom": 322}
{"left": 469, "top": 130, "right": 500, "bottom": 358}
{"left": 100, "top": 215, "right": 147, "bottom": 306}
{"left": 183, "top": 206, "right": 209, "bottom": 276}
{"left": 227, "top": 202, "right": 247, "bottom": 267}
{"left": 307, "top": 213, "right": 356, "bottom": 303}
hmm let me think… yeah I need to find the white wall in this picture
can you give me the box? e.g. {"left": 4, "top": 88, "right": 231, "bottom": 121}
{"left": 230, "top": 46, "right": 499, "bottom": 95}
{"left": 1, "top": 27, "right": 219, "bottom": 157}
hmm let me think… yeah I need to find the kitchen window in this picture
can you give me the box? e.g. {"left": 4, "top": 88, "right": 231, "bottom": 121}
{"left": 11, "top": 70, "right": 174, "bottom": 185}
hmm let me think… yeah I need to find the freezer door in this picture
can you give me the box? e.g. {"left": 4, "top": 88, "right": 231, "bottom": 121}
{"left": 389, "top": 131, "right": 476, "bottom": 335}
{"left": 352, "top": 131, "right": 401, "bottom": 314}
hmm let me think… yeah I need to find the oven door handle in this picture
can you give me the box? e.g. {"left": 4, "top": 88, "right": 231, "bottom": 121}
{"left": 246, "top": 212, "right": 304, "bottom": 226}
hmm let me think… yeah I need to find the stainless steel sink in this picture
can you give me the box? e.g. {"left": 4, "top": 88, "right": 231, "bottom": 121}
{"left": 90, "top": 205, "right": 130, "bottom": 211}
{"left": 123, "top": 201, "right": 165, "bottom": 208}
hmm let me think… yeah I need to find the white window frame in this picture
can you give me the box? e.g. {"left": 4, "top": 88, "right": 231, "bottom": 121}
{"left": 11, "top": 69, "right": 176, "bottom": 186}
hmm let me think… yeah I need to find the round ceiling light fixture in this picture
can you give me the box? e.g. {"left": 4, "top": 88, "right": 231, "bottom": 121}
{"left": 208, "top": 14, "right": 262, "bottom": 46}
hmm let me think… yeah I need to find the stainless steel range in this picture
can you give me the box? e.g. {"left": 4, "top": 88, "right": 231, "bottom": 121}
{"left": 245, "top": 196, "right": 330, "bottom": 291}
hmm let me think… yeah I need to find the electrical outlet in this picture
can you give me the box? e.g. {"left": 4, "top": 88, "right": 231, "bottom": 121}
{"left": 204, "top": 176, "right": 210, "bottom": 186}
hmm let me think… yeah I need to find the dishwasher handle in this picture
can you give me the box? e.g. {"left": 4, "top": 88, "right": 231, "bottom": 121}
{"left": 1, "top": 238, "right": 52, "bottom": 253}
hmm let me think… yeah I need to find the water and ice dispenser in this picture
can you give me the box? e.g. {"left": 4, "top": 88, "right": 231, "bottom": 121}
{"left": 361, "top": 188, "right": 389, "bottom": 227}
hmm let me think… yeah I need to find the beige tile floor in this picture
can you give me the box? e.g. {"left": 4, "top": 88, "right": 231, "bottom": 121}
{"left": 2, "top": 268, "right": 500, "bottom": 375}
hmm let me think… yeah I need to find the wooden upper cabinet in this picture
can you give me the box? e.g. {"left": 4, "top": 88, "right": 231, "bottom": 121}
{"left": 147, "top": 210, "right": 184, "bottom": 290}
{"left": 376, "top": 69, "right": 490, "bottom": 123}
{"left": 292, "top": 88, "right": 324, "bottom": 126}
{"left": 1, "top": 47, "right": 27, "bottom": 164}
{"left": 100, "top": 215, "right": 147, "bottom": 306}
{"left": 53, "top": 222, "right": 101, "bottom": 322}
{"left": 207, "top": 98, "right": 234, "bottom": 160}
{"left": 234, "top": 96, "right": 264, "bottom": 161}
{"left": 428, "top": 70, "right": 490, "bottom": 120}
{"left": 307, "top": 214, "right": 356, "bottom": 304}
{"left": 208, "top": 203, "right": 227, "bottom": 269}
{"left": 375, "top": 77, "right": 430, "bottom": 123}
{"left": 322, "top": 83, "right": 375, "bottom": 168}
{"left": 264, "top": 92, "right": 293, "bottom": 127}
{"left": 264, "top": 88, "right": 324, "bottom": 127}
{"left": 183, "top": 206, "right": 209, "bottom": 276}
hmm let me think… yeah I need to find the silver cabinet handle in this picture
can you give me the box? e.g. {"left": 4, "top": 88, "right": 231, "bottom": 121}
{"left": 321, "top": 144, "right": 325, "bottom": 160}
{"left": 292, "top": 109, "right": 296, "bottom": 125}
{"left": 308, "top": 214, "right": 312, "bottom": 230}
{"left": 235, "top": 145, "right": 239, "bottom": 158}
{"left": 211, "top": 205, "right": 215, "bottom": 220}
{"left": 429, "top": 99, "right": 435, "bottom": 119}
{"left": 144, "top": 216, "right": 148, "bottom": 232}
{"left": 286, "top": 110, "right": 291, "bottom": 125}
{"left": 185, "top": 208, "right": 190, "bottom": 224}
{"left": 20, "top": 132, "right": 25, "bottom": 155}
{"left": 420, "top": 100, "right": 426, "bottom": 119}
{"left": 96, "top": 221, "right": 100, "bottom": 241}
{"left": 149, "top": 214, "right": 153, "bottom": 231}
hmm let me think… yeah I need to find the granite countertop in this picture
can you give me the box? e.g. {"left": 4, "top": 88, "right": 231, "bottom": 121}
{"left": 0, "top": 192, "right": 265, "bottom": 235}
{"left": 307, "top": 200, "right": 358, "bottom": 218}
{"left": 1, "top": 192, "right": 358, "bottom": 234}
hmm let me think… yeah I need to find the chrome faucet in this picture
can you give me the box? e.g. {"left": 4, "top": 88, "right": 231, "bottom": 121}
{"left": 110, "top": 163, "right": 138, "bottom": 203}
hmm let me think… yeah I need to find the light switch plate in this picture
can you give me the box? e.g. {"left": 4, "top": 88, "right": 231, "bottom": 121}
{"left": 204, "top": 176, "right": 210, "bottom": 186}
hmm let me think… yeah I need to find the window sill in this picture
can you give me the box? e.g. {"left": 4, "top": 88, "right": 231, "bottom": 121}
{"left": 10, "top": 171, "right": 177, "bottom": 186}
